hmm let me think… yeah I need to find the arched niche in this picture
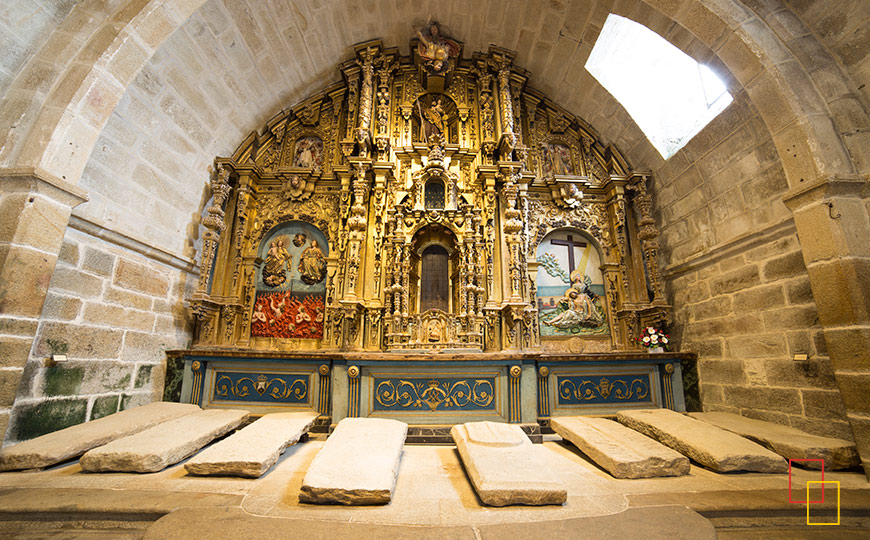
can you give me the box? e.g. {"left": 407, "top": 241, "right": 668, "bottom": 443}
{"left": 410, "top": 224, "right": 458, "bottom": 314}
{"left": 412, "top": 93, "right": 459, "bottom": 144}
{"left": 251, "top": 221, "right": 328, "bottom": 340}
{"left": 535, "top": 228, "right": 608, "bottom": 338}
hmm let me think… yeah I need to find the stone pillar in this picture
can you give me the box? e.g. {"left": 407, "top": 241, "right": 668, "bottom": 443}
{"left": 0, "top": 168, "right": 87, "bottom": 440}
{"left": 784, "top": 175, "right": 870, "bottom": 478}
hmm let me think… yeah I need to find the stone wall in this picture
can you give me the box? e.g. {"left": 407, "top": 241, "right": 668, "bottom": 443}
{"left": 653, "top": 91, "right": 850, "bottom": 440}
{"left": 6, "top": 227, "right": 194, "bottom": 444}
{"left": 0, "top": 1, "right": 77, "bottom": 99}
{"left": 785, "top": 0, "right": 870, "bottom": 173}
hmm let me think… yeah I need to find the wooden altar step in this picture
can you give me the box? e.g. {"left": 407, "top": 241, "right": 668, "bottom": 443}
{"left": 395, "top": 423, "right": 543, "bottom": 444}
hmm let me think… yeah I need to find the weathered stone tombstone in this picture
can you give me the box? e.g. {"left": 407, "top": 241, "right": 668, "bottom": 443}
{"left": 0, "top": 402, "right": 201, "bottom": 471}
{"left": 690, "top": 412, "right": 859, "bottom": 470}
{"left": 79, "top": 409, "right": 249, "bottom": 473}
{"left": 299, "top": 417, "right": 408, "bottom": 505}
{"left": 551, "top": 416, "right": 690, "bottom": 478}
{"left": 617, "top": 409, "right": 787, "bottom": 473}
{"left": 451, "top": 421, "right": 567, "bottom": 506}
{"left": 185, "top": 411, "right": 319, "bottom": 478}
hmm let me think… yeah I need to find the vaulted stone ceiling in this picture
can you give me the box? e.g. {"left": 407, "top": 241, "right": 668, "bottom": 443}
{"left": 2, "top": 0, "right": 866, "bottom": 262}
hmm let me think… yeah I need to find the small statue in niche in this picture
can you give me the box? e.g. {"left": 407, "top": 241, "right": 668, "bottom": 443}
{"left": 427, "top": 319, "right": 442, "bottom": 342}
{"left": 263, "top": 238, "right": 291, "bottom": 287}
{"left": 420, "top": 96, "right": 446, "bottom": 139}
{"left": 416, "top": 22, "right": 460, "bottom": 74}
{"left": 298, "top": 239, "right": 327, "bottom": 285}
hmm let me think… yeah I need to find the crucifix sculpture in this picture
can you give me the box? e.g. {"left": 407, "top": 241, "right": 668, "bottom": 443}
{"left": 550, "top": 234, "right": 587, "bottom": 276}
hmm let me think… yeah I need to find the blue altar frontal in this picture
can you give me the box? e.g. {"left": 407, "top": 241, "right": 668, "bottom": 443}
{"left": 173, "top": 350, "right": 690, "bottom": 427}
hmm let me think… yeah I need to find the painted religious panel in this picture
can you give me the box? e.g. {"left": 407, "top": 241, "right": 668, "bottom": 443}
{"left": 251, "top": 221, "right": 328, "bottom": 339}
{"left": 536, "top": 230, "right": 608, "bottom": 337}
{"left": 292, "top": 136, "right": 324, "bottom": 169}
{"left": 541, "top": 142, "right": 573, "bottom": 178}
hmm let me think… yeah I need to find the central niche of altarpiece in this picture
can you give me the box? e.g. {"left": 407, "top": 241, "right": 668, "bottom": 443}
{"left": 189, "top": 27, "right": 669, "bottom": 354}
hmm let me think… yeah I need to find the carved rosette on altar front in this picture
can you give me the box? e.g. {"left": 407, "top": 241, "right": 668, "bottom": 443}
{"left": 187, "top": 25, "right": 670, "bottom": 354}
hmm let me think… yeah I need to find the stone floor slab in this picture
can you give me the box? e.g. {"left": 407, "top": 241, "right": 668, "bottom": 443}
{"left": 79, "top": 409, "right": 249, "bottom": 473}
{"left": 185, "top": 411, "right": 318, "bottom": 478}
{"left": 551, "top": 416, "right": 690, "bottom": 478}
{"left": 451, "top": 421, "right": 567, "bottom": 506}
{"left": 689, "top": 411, "right": 859, "bottom": 470}
{"left": 0, "top": 402, "right": 201, "bottom": 471}
{"left": 299, "top": 417, "right": 407, "bottom": 505}
{"left": 617, "top": 409, "right": 788, "bottom": 473}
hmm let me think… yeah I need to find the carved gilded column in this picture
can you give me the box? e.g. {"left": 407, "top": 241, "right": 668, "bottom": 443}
{"left": 630, "top": 174, "right": 665, "bottom": 304}
{"left": 194, "top": 164, "right": 232, "bottom": 298}
{"left": 374, "top": 55, "right": 396, "bottom": 161}
{"left": 490, "top": 51, "right": 517, "bottom": 160}
{"left": 355, "top": 46, "right": 378, "bottom": 158}
{"left": 343, "top": 162, "right": 370, "bottom": 302}
{"left": 473, "top": 61, "right": 496, "bottom": 162}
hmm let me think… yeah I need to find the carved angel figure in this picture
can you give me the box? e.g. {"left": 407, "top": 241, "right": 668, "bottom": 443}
{"left": 416, "top": 22, "right": 460, "bottom": 74}
{"left": 262, "top": 238, "right": 290, "bottom": 287}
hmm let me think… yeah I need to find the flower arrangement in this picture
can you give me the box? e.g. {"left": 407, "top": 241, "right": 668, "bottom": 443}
{"left": 637, "top": 327, "right": 669, "bottom": 350}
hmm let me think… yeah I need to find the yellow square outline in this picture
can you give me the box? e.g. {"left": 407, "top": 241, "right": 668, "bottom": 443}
{"left": 806, "top": 480, "right": 840, "bottom": 526}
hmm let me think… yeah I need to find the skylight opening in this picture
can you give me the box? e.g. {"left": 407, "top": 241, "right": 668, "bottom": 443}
{"left": 585, "top": 14, "right": 733, "bottom": 159}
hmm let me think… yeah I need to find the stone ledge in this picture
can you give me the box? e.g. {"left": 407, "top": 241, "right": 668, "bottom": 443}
{"left": 68, "top": 215, "right": 197, "bottom": 274}
{"left": 0, "top": 167, "right": 88, "bottom": 207}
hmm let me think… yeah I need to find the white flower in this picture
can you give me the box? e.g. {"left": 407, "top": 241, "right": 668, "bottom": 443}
{"left": 648, "top": 328, "right": 655, "bottom": 334}
{"left": 662, "top": 338, "right": 668, "bottom": 344}
{"left": 642, "top": 337, "right": 650, "bottom": 343}
{"left": 651, "top": 336, "right": 658, "bottom": 342}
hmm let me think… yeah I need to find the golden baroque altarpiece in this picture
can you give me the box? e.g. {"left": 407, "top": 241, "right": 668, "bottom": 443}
{"left": 176, "top": 28, "right": 689, "bottom": 427}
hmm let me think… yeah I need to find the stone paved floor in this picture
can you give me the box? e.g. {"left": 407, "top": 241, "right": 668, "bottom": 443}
{"left": 0, "top": 434, "right": 868, "bottom": 530}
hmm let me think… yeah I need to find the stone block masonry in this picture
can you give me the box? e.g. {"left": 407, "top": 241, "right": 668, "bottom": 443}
{"left": 651, "top": 92, "right": 849, "bottom": 443}
{"left": 5, "top": 227, "right": 196, "bottom": 446}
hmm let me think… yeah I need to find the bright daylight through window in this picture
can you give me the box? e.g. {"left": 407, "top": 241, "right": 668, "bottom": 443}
{"left": 585, "top": 14, "right": 733, "bottom": 159}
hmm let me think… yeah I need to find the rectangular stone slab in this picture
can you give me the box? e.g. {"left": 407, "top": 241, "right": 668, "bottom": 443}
{"left": 551, "top": 416, "right": 690, "bottom": 479}
{"left": 299, "top": 417, "right": 408, "bottom": 505}
{"left": 79, "top": 409, "right": 249, "bottom": 473}
{"left": 184, "top": 411, "right": 319, "bottom": 478}
{"left": 689, "top": 412, "right": 859, "bottom": 470}
{"left": 617, "top": 409, "right": 787, "bottom": 473}
{"left": 0, "top": 402, "right": 201, "bottom": 471}
{"left": 451, "top": 421, "right": 567, "bottom": 506}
